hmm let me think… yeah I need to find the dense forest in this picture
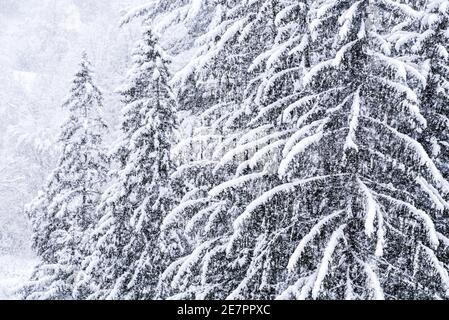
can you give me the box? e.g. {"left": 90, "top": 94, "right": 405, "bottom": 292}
{"left": 2, "top": 0, "right": 449, "bottom": 300}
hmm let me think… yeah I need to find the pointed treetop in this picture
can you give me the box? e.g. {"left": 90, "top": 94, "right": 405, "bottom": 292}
{"left": 62, "top": 51, "right": 104, "bottom": 114}
{"left": 78, "top": 50, "right": 94, "bottom": 76}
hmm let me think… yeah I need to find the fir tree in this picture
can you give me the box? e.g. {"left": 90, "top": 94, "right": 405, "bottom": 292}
{"left": 157, "top": 0, "right": 307, "bottom": 299}
{"left": 158, "top": 0, "right": 449, "bottom": 300}
{"left": 76, "top": 26, "right": 177, "bottom": 300}
{"left": 242, "top": 0, "right": 449, "bottom": 299}
{"left": 390, "top": 1, "right": 449, "bottom": 287}
{"left": 17, "top": 0, "right": 449, "bottom": 301}
{"left": 22, "top": 53, "right": 109, "bottom": 300}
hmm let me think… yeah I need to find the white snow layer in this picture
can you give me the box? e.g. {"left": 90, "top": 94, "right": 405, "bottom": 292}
{"left": 0, "top": 254, "right": 38, "bottom": 299}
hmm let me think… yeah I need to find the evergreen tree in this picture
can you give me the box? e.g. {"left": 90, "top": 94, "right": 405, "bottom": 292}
{"left": 22, "top": 53, "right": 109, "bottom": 300}
{"left": 391, "top": 0, "right": 449, "bottom": 281}
{"left": 157, "top": 0, "right": 308, "bottom": 299}
{"left": 159, "top": 0, "right": 449, "bottom": 300}
{"left": 76, "top": 25, "right": 177, "bottom": 299}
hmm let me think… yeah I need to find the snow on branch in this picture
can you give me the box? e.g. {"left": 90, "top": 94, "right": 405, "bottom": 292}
{"left": 438, "top": 232, "right": 449, "bottom": 248}
{"left": 373, "top": 76, "right": 419, "bottom": 105}
{"left": 276, "top": 277, "right": 309, "bottom": 300}
{"left": 420, "top": 244, "right": 449, "bottom": 294}
{"left": 287, "top": 210, "right": 344, "bottom": 272}
{"left": 234, "top": 174, "right": 349, "bottom": 231}
{"left": 266, "top": 38, "right": 301, "bottom": 70}
{"left": 195, "top": 19, "right": 234, "bottom": 47}
{"left": 363, "top": 262, "right": 385, "bottom": 300}
{"left": 288, "top": 34, "right": 309, "bottom": 56}
{"left": 161, "top": 198, "right": 209, "bottom": 231}
{"left": 255, "top": 67, "right": 302, "bottom": 106}
{"left": 249, "top": 47, "right": 278, "bottom": 73}
{"left": 237, "top": 124, "right": 273, "bottom": 145}
{"left": 275, "top": 3, "right": 302, "bottom": 26}
{"left": 219, "top": 130, "right": 293, "bottom": 167}
{"left": 282, "top": 94, "right": 319, "bottom": 122}
{"left": 375, "top": 209, "right": 385, "bottom": 257}
{"left": 171, "top": 238, "right": 220, "bottom": 289}
{"left": 363, "top": 116, "right": 449, "bottom": 193}
{"left": 333, "top": 40, "right": 359, "bottom": 67}
{"left": 357, "top": 178, "right": 378, "bottom": 236}
{"left": 314, "top": 1, "right": 339, "bottom": 19}
{"left": 170, "top": 160, "right": 217, "bottom": 180}
{"left": 250, "top": 93, "right": 301, "bottom": 126}
{"left": 119, "top": 2, "right": 156, "bottom": 26}
{"left": 338, "top": 1, "right": 362, "bottom": 42}
{"left": 344, "top": 88, "right": 361, "bottom": 152}
{"left": 373, "top": 52, "right": 407, "bottom": 81}
{"left": 171, "top": 135, "right": 222, "bottom": 157}
{"left": 282, "top": 119, "right": 327, "bottom": 157}
{"left": 278, "top": 131, "right": 324, "bottom": 177}
{"left": 312, "top": 224, "right": 346, "bottom": 299}
{"left": 197, "top": 17, "right": 249, "bottom": 70}
{"left": 303, "top": 60, "right": 334, "bottom": 87}
{"left": 380, "top": 0, "right": 423, "bottom": 19}
{"left": 185, "top": 0, "right": 204, "bottom": 23}
{"left": 158, "top": 256, "right": 188, "bottom": 288}
{"left": 247, "top": 139, "right": 286, "bottom": 171}
{"left": 209, "top": 171, "right": 267, "bottom": 197}
{"left": 416, "top": 177, "right": 448, "bottom": 211}
{"left": 375, "top": 193, "right": 439, "bottom": 248}
{"left": 201, "top": 244, "right": 226, "bottom": 286}
{"left": 150, "top": 6, "right": 190, "bottom": 34}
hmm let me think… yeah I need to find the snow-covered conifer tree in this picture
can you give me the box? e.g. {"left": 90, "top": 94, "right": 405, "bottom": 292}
{"left": 390, "top": 0, "right": 449, "bottom": 263}
{"left": 156, "top": 0, "right": 312, "bottom": 299}
{"left": 158, "top": 0, "right": 449, "bottom": 300}
{"left": 241, "top": 0, "right": 449, "bottom": 299}
{"left": 22, "top": 53, "right": 109, "bottom": 300}
{"left": 76, "top": 25, "right": 177, "bottom": 300}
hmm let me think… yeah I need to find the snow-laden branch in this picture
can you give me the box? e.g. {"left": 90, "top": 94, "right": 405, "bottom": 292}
{"left": 312, "top": 224, "right": 346, "bottom": 299}
{"left": 363, "top": 262, "right": 385, "bottom": 300}
{"left": 362, "top": 116, "right": 449, "bottom": 193}
{"left": 209, "top": 171, "right": 267, "bottom": 197}
{"left": 233, "top": 174, "right": 349, "bottom": 231}
{"left": 287, "top": 210, "right": 344, "bottom": 272}
{"left": 278, "top": 131, "right": 324, "bottom": 177}
{"left": 358, "top": 178, "right": 378, "bottom": 236}
{"left": 375, "top": 193, "right": 439, "bottom": 248}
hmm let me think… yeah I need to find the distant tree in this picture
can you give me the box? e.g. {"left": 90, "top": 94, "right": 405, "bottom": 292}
{"left": 22, "top": 53, "right": 109, "bottom": 299}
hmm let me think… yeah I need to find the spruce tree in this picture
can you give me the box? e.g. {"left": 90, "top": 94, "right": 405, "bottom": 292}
{"left": 157, "top": 0, "right": 307, "bottom": 299}
{"left": 158, "top": 0, "right": 449, "bottom": 300}
{"left": 76, "top": 26, "right": 177, "bottom": 300}
{"left": 391, "top": 0, "right": 449, "bottom": 283}
{"left": 22, "top": 53, "right": 109, "bottom": 300}
{"left": 240, "top": 0, "right": 449, "bottom": 299}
